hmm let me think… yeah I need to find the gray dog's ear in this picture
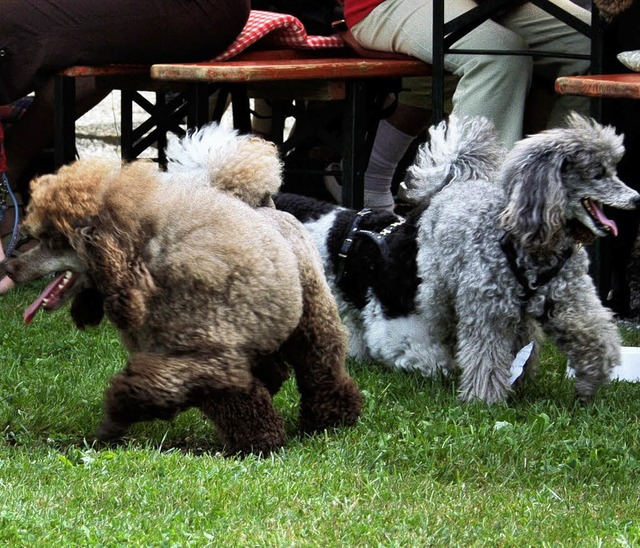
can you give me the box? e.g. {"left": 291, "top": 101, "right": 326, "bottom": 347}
{"left": 499, "top": 148, "right": 567, "bottom": 250}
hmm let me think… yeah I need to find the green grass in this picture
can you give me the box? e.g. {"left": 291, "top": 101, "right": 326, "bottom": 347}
{"left": 2, "top": 283, "right": 640, "bottom": 545}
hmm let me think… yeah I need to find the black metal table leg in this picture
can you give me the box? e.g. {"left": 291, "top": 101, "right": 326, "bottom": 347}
{"left": 54, "top": 74, "right": 77, "bottom": 168}
{"left": 590, "top": 2, "right": 604, "bottom": 120}
{"left": 120, "top": 89, "right": 134, "bottom": 162}
{"left": 230, "top": 85, "right": 252, "bottom": 133}
{"left": 269, "top": 100, "right": 288, "bottom": 149}
{"left": 432, "top": 0, "right": 446, "bottom": 124}
{"left": 342, "top": 80, "right": 367, "bottom": 210}
{"left": 188, "top": 83, "right": 212, "bottom": 128}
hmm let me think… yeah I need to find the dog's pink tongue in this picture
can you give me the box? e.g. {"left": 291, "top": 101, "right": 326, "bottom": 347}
{"left": 24, "top": 271, "right": 77, "bottom": 325}
{"left": 589, "top": 199, "right": 618, "bottom": 237}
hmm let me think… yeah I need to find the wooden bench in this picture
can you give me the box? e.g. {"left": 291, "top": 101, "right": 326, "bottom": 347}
{"left": 150, "top": 50, "right": 431, "bottom": 208}
{"left": 555, "top": 74, "right": 640, "bottom": 101}
{"left": 54, "top": 50, "right": 430, "bottom": 208}
{"left": 54, "top": 64, "right": 192, "bottom": 168}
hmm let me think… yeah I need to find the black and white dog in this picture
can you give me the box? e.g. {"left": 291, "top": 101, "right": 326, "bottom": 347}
{"left": 273, "top": 192, "right": 424, "bottom": 363}
{"left": 275, "top": 115, "right": 639, "bottom": 404}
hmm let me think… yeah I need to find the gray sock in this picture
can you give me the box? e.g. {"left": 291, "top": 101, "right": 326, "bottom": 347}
{"left": 364, "top": 119, "right": 415, "bottom": 211}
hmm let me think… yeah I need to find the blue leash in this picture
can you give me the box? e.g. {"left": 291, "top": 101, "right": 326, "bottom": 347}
{"left": 0, "top": 171, "right": 20, "bottom": 257}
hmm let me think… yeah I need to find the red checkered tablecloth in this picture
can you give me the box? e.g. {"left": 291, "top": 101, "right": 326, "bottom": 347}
{"left": 214, "top": 10, "right": 345, "bottom": 61}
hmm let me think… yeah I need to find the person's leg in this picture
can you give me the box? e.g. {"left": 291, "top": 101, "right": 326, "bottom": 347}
{"left": 0, "top": 247, "right": 12, "bottom": 293}
{"left": 351, "top": 0, "right": 534, "bottom": 149}
{"left": 363, "top": 75, "right": 452, "bottom": 210}
{"left": 363, "top": 109, "right": 426, "bottom": 211}
{"left": 344, "top": 0, "right": 531, "bottom": 209}
{"left": 322, "top": 96, "right": 431, "bottom": 211}
{"left": 0, "top": 0, "right": 249, "bottom": 99}
{"left": 498, "top": 0, "right": 591, "bottom": 132}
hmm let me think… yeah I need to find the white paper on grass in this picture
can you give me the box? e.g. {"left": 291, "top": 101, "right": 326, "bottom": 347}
{"left": 566, "top": 347, "right": 640, "bottom": 382}
{"left": 509, "top": 341, "right": 534, "bottom": 385}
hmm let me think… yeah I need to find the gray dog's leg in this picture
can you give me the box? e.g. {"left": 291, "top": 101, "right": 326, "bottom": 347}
{"left": 456, "top": 319, "right": 515, "bottom": 404}
{"left": 544, "top": 278, "right": 620, "bottom": 403}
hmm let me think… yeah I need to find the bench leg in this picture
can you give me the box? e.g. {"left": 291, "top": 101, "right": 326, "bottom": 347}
{"left": 121, "top": 89, "right": 134, "bottom": 162}
{"left": 187, "top": 84, "right": 212, "bottom": 128}
{"left": 122, "top": 90, "right": 191, "bottom": 166}
{"left": 341, "top": 80, "right": 367, "bottom": 210}
{"left": 54, "top": 74, "right": 77, "bottom": 168}
{"left": 230, "top": 84, "right": 252, "bottom": 133}
{"left": 432, "top": 0, "right": 446, "bottom": 124}
{"left": 269, "top": 100, "right": 288, "bottom": 149}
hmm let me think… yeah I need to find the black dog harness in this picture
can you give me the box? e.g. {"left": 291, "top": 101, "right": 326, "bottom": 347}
{"left": 336, "top": 209, "right": 406, "bottom": 283}
{"left": 500, "top": 232, "right": 574, "bottom": 302}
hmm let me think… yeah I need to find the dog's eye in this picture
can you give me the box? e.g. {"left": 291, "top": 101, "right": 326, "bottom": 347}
{"left": 593, "top": 166, "right": 606, "bottom": 179}
{"left": 43, "top": 232, "right": 68, "bottom": 250}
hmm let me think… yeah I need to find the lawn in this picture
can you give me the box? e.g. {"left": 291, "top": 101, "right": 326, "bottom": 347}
{"left": 1, "top": 282, "right": 640, "bottom": 546}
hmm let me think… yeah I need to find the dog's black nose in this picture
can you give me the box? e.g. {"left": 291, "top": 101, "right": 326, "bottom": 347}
{"left": 634, "top": 195, "right": 640, "bottom": 208}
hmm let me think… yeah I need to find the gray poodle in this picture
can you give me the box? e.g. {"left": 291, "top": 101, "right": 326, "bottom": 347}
{"left": 403, "top": 113, "right": 639, "bottom": 403}
{"left": 276, "top": 114, "right": 639, "bottom": 404}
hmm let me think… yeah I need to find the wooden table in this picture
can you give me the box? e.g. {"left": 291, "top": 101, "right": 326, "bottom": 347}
{"left": 555, "top": 73, "right": 640, "bottom": 100}
{"left": 151, "top": 51, "right": 431, "bottom": 209}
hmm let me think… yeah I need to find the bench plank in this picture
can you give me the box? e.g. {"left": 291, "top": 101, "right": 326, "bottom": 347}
{"left": 59, "top": 64, "right": 150, "bottom": 77}
{"left": 555, "top": 74, "right": 640, "bottom": 100}
{"left": 151, "top": 57, "right": 431, "bottom": 83}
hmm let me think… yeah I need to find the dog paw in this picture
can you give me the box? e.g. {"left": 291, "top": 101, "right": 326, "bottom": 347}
{"left": 299, "top": 377, "right": 363, "bottom": 433}
{"left": 574, "top": 391, "right": 595, "bottom": 406}
{"left": 220, "top": 429, "right": 287, "bottom": 457}
{"left": 94, "top": 419, "right": 128, "bottom": 443}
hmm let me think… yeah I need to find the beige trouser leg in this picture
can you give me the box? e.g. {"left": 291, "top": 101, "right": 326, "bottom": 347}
{"left": 351, "top": 0, "right": 591, "bottom": 148}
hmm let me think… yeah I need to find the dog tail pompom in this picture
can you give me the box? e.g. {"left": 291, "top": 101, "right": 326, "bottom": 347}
{"left": 399, "top": 116, "right": 503, "bottom": 205}
{"left": 165, "top": 122, "right": 283, "bottom": 207}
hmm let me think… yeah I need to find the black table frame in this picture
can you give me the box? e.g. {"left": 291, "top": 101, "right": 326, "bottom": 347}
{"left": 431, "top": 0, "right": 603, "bottom": 122}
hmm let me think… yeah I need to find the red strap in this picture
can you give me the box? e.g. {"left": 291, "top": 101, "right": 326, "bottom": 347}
{"left": 0, "top": 122, "right": 7, "bottom": 173}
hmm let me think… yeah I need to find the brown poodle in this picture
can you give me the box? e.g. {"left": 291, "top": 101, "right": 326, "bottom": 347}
{"left": 0, "top": 124, "right": 362, "bottom": 455}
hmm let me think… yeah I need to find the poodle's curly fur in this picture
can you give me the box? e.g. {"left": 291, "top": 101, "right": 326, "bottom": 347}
{"left": 1, "top": 124, "right": 361, "bottom": 454}
{"left": 277, "top": 114, "right": 639, "bottom": 404}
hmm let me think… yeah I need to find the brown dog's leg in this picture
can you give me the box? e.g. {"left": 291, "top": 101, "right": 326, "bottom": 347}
{"left": 96, "top": 352, "right": 252, "bottom": 443}
{"left": 282, "top": 272, "right": 362, "bottom": 434}
{"left": 200, "top": 381, "right": 286, "bottom": 456}
{"left": 96, "top": 359, "right": 186, "bottom": 442}
{"left": 252, "top": 353, "right": 291, "bottom": 395}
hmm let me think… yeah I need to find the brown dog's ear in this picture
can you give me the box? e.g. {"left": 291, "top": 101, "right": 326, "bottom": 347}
{"left": 70, "top": 287, "right": 105, "bottom": 329}
{"left": 74, "top": 223, "right": 155, "bottom": 331}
